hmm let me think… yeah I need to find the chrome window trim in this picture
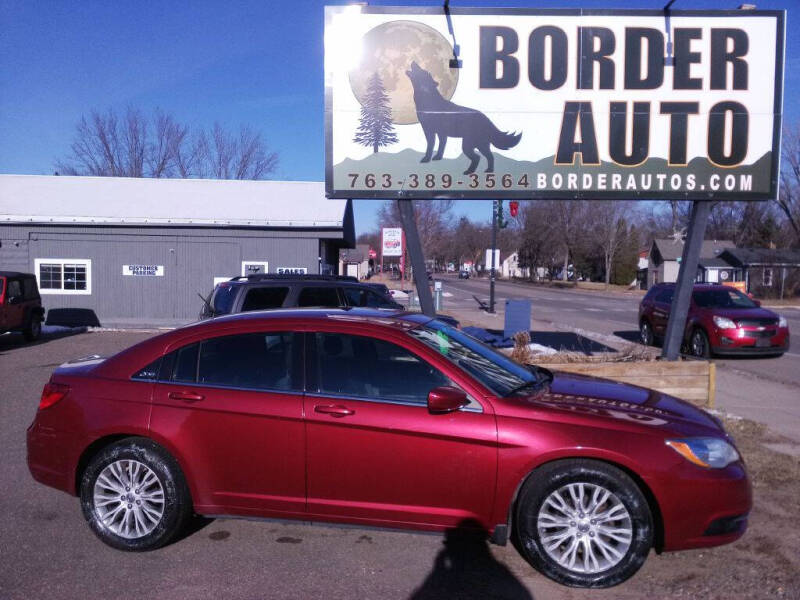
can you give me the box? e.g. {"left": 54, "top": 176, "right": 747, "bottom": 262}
{"left": 305, "top": 391, "right": 483, "bottom": 413}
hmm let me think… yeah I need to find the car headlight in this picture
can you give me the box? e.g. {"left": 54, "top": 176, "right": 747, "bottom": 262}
{"left": 666, "top": 437, "right": 740, "bottom": 468}
{"left": 778, "top": 315, "right": 788, "bottom": 328}
{"left": 713, "top": 315, "right": 737, "bottom": 329}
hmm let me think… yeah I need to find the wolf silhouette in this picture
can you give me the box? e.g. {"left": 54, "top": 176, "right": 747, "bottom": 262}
{"left": 405, "top": 61, "right": 521, "bottom": 174}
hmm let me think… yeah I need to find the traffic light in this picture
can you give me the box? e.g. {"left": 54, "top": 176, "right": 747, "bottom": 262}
{"left": 495, "top": 200, "right": 508, "bottom": 229}
{"left": 509, "top": 201, "right": 519, "bottom": 217}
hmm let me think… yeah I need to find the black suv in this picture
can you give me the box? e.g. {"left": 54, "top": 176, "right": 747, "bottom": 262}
{"left": 1, "top": 271, "right": 45, "bottom": 341}
{"left": 199, "top": 274, "right": 403, "bottom": 319}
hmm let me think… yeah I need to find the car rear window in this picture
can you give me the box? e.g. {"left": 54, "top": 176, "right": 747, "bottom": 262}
{"left": 297, "top": 287, "right": 341, "bottom": 307}
{"left": 241, "top": 287, "right": 289, "bottom": 311}
{"left": 211, "top": 283, "right": 239, "bottom": 315}
{"left": 23, "top": 277, "right": 39, "bottom": 300}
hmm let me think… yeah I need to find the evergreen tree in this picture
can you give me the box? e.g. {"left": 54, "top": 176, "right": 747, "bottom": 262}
{"left": 353, "top": 73, "right": 398, "bottom": 153}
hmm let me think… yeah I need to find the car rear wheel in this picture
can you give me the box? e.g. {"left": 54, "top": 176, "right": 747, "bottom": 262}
{"left": 689, "top": 328, "right": 711, "bottom": 358}
{"left": 514, "top": 459, "right": 653, "bottom": 588}
{"left": 23, "top": 314, "right": 42, "bottom": 341}
{"left": 639, "top": 321, "right": 654, "bottom": 347}
{"left": 80, "top": 438, "right": 192, "bottom": 551}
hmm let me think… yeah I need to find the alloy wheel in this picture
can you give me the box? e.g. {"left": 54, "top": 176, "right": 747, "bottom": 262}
{"left": 93, "top": 459, "right": 165, "bottom": 539}
{"left": 536, "top": 482, "right": 633, "bottom": 574}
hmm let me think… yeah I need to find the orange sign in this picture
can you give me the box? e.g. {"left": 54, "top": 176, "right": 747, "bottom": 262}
{"left": 725, "top": 281, "right": 747, "bottom": 293}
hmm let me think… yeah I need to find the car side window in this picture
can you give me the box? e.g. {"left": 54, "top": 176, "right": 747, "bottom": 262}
{"left": 6, "top": 279, "right": 21, "bottom": 301}
{"left": 23, "top": 278, "right": 38, "bottom": 300}
{"left": 241, "top": 287, "right": 289, "bottom": 312}
{"left": 298, "top": 287, "right": 341, "bottom": 307}
{"left": 172, "top": 343, "right": 199, "bottom": 383}
{"left": 342, "top": 287, "right": 365, "bottom": 307}
{"left": 655, "top": 289, "right": 674, "bottom": 304}
{"left": 197, "top": 332, "right": 299, "bottom": 391}
{"left": 313, "top": 332, "right": 452, "bottom": 405}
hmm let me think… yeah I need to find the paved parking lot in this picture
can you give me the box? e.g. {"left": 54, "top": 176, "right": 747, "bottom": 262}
{"left": 2, "top": 329, "right": 798, "bottom": 599}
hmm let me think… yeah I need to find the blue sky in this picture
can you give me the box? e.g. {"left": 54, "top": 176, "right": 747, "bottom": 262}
{"left": 1, "top": 0, "right": 796, "bottom": 235}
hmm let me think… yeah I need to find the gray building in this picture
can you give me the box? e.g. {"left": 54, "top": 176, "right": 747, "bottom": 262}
{"left": 0, "top": 175, "right": 354, "bottom": 326}
{"left": 646, "top": 238, "right": 736, "bottom": 288}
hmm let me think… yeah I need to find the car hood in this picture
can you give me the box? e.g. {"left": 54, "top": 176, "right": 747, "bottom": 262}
{"left": 703, "top": 307, "right": 778, "bottom": 321}
{"left": 516, "top": 370, "right": 721, "bottom": 432}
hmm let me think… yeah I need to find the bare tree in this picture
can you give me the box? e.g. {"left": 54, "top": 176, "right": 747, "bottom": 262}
{"left": 778, "top": 124, "right": 800, "bottom": 246}
{"left": 588, "top": 201, "right": 630, "bottom": 288}
{"left": 57, "top": 107, "right": 278, "bottom": 180}
{"left": 377, "top": 200, "right": 454, "bottom": 267}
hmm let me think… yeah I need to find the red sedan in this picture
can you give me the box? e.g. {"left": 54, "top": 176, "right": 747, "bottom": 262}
{"left": 639, "top": 283, "right": 790, "bottom": 357}
{"left": 28, "top": 309, "right": 750, "bottom": 588}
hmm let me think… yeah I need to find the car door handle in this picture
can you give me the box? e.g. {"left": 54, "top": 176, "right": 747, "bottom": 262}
{"left": 168, "top": 391, "right": 205, "bottom": 403}
{"left": 314, "top": 404, "right": 354, "bottom": 417}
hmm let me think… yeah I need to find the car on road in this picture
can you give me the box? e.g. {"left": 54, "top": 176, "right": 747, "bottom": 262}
{"left": 639, "top": 283, "right": 790, "bottom": 358}
{"left": 0, "top": 271, "right": 45, "bottom": 341}
{"left": 199, "top": 274, "right": 403, "bottom": 318}
{"left": 458, "top": 269, "right": 470, "bottom": 279}
{"left": 28, "top": 309, "right": 750, "bottom": 588}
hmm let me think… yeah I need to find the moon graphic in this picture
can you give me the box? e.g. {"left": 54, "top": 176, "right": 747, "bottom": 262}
{"left": 348, "top": 20, "right": 459, "bottom": 125}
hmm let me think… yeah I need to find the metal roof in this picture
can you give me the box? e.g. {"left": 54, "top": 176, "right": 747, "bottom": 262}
{"left": 720, "top": 247, "right": 800, "bottom": 267}
{"left": 0, "top": 174, "right": 349, "bottom": 228}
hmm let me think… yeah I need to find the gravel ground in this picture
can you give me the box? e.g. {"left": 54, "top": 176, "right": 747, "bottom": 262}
{"left": 1, "top": 329, "right": 799, "bottom": 599}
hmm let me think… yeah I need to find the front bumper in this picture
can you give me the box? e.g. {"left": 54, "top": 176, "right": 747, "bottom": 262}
{"left": 653, "top": 461, "right": 751, "bottom": 552}
{"left": 711, "top": 328, "right": 789, "bottom": 355}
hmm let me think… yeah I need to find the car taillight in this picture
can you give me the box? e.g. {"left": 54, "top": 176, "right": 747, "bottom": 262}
{"left": 39, "top": 383, "right": 70, "bottom": 410}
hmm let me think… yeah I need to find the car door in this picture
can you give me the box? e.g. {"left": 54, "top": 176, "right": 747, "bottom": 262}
{"left": 304, "top": 329, "right": 497, "bottom": 529}
{"left": 149, "top": 330, "right": 306, "bottom": 518}
{"left": 651, "top": 288, "right": 674, "bottom": 336}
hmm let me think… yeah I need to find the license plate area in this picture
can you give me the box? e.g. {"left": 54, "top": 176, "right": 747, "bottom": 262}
{"left": 755, "top": 338, "right": 772, "bottom": 347}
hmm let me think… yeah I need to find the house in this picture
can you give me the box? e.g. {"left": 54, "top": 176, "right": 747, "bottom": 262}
{"left": 719, "top": 248, "right": 800, "bottom": 299}
{"left": 501, "top": 252, "right": 530, "bottom": 279}
{"left": 647, "top": 238, "right": 736, "bottom": 288}
{"left": 0, "top": 175, "right": 355, "bottom": 327}
{"left": 339, "top": 244, "right": 371, "bottom": 279}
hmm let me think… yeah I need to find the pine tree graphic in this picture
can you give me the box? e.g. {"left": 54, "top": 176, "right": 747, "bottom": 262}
{"left": 353, "top": 73, "right": 398, "bottom": 153}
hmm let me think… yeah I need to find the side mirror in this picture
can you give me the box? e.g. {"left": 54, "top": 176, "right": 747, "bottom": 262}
{"left": 428, "top": 386, "right": 468, "bottom": 414}
{"left": 753, "top": 299, "right": 761, "bottom": 307}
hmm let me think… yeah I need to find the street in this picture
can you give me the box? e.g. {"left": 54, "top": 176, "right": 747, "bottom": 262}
{"left": 441, "top": 275, "right": 800, "bottom": 444}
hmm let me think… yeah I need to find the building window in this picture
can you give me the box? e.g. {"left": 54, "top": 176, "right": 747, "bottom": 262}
{"left": 34, "top": 259, "right": 92, "bottom": 295}
{"left": 763, "top": 268, "right": 773, "bottom": 287}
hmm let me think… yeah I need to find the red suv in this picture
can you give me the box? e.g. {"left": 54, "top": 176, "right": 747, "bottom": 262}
{"left": 1, "top": 271, "right": 45, "bottom": 341}
{"left": 28, "top": 309, "right": 750, "bottom": 588}
{"left": 639, "top": 283, "right": 790, "bottom": 358}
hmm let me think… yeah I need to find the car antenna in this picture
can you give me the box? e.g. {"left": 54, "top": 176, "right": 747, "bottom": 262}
{"left": 197, "top": 292, "right": 214, "bottom": 316}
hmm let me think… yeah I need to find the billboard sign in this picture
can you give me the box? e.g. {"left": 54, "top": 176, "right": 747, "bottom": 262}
{"left": 382, "top": 227, "right": 403, "bottom": 257}
{"left": 325, "top": 6, "right": 784, "bottom": 200}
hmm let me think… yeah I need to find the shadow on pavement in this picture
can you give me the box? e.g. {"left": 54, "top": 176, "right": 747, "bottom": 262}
{"left": 488, "top": 329, "right": 617, "bottom": 355}
{"left": 0, "top": 326, "right": 87, "bottom": 353}
{"left": 409, "top": 520, "right": 533, "bottom": 600}
{"left": 613, "top": 330, "right": 644, "bottom": 344}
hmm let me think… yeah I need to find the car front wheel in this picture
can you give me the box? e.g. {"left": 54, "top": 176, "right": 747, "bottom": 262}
{"left": 689, "top": 328, "right": 711, "bottom": 358}
{"left": 80, "top": 438, "right": 192, "bottom": 551}
{"left": 515, "top": 459, "right": 653, "bottom": 588}
{"left": 639, "top": 321, "right": 654, "bottom": 347}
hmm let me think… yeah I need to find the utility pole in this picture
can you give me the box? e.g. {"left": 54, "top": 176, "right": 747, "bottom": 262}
{"left": 489, "top": 200, "right": 498, "bottom": 313}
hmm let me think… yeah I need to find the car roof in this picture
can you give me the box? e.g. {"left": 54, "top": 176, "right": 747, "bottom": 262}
{"left": 0, "top": 271, "right": 34, "bottom": 278}
{"left": 655, "top": 283, "right": 738, "bottom": 290}
{"left": 195, "top": 307, "right": 431, "bottom": 329}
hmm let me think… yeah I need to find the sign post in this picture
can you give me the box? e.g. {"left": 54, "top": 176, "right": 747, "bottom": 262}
{"left": 398, "top": 200, "right": 435, "bottom": 316}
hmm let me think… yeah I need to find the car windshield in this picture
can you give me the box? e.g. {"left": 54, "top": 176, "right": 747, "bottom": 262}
{"left": 408, "top": 320, "right": 550, "bottom": 396}
{"left": 211, "top": 283, "right": 239, "bottom": 315}
{"left": 693, "top": 288, "right": 757, "bottom": 309}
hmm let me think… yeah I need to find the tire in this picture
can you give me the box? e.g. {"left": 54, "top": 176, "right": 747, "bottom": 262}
{"left": 639, "top": 320, "right": 654, "bottom": 347}
{"left": 689, "top": 328, "right": 711, "bottom": 359}
{"left": 514, "top": 459, "right": 653, "bottom": 588}
{"left": 80, "top": 437, "right": 192, "bottom": 551}
{"left": 23, "top": 314, "right": 42, "bottom": 341}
